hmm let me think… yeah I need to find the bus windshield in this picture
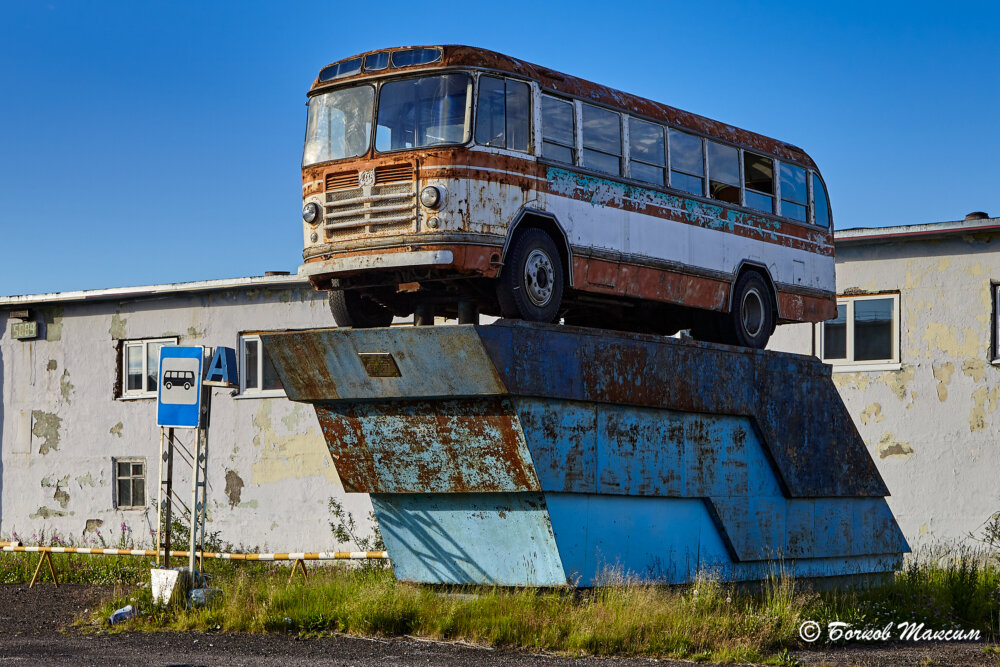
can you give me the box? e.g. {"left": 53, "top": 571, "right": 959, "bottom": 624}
{"left": 303, "top": 85, "right": 374, "bottom": 166}
{"left": 376, "top": 73, "right": 472, "bottom": 152}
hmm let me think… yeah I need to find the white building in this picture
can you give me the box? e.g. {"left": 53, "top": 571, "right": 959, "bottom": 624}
{"left": 771, "top": 213, "right": 1000, "bottom": 549}
{"left": 0, "top": 275, "right": 374, "bottom": 550}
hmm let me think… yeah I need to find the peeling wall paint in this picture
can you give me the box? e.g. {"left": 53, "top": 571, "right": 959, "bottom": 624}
{"left": 1, "top": 282, "right": 374, "bottom": 551}
{"left": 31, "top": 411, "right": 61, "bottom": 455}
{"left": 770, "top": 230, "right": 1000, "bottom": 549}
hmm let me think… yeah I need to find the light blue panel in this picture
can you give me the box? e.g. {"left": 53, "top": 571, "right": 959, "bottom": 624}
{"left": 785, "top": 499, "right": 817, "bottom": 558}
{"left": 370, "top": 493, "right": 567, "bottom": 586}
{"left": 545, "top": 493, "right": 731, "bottom": 585}
{"left": 684, "top": 414, "right": 751, "bottom": 498}
{"left": 515, "top": 398, "right": 598, "bottom": 493}
{"left": 817, "top": 498, "right": 855, "bottom": 557}
{"left": 596, "top": 405, "right": 685, "bottom": 496}
{"left": 745, "top": 494, "right": 788, "bottom": 559}
{"left": 545, "top": 493, "right": 904, "bottom": 585}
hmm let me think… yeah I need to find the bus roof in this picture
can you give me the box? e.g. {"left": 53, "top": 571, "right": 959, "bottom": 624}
{"left": 311, "top": 45, "right": 817, "bottom": 168}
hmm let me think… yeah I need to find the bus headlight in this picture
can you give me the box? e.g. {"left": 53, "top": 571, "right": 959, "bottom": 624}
{"left": 302, "top": 202, "right": 321, "bottom": 225}
{"left": 420, "top": 185, "right": 444, "bottom": 209}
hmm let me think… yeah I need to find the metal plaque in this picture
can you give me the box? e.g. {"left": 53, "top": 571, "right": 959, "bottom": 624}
{"left": 11, "top": 321, "right": 37, "bottom": 340}
{"left": 358, "top": 352, "right": 401, "bottom": 378}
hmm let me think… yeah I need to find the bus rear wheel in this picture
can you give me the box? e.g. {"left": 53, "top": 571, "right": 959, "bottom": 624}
{"left": 496, "top": 229, "right": 564, "bottom": 323}
{"left": 725, "top": 271, "right": 775, "bottom": 349}
{"left": 329, "top": 289, "right": 393, "bottom": 328}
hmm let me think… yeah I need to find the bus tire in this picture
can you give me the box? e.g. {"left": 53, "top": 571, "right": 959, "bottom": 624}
{"left": 726, "top": 271, "right": 774, "bottom": 349}
{"left": 497, "top": 229, "right": 564, "bottom": 323}
{"left": 329, "top": 289, "right": 393, "bottom": 328}
{"left": 165, "top": 382, "right": 173, "bottom": 390}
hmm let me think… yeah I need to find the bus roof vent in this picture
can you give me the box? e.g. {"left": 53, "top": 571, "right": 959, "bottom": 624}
{"left": 965, "top": 211, "right": 990, "bottom": 221}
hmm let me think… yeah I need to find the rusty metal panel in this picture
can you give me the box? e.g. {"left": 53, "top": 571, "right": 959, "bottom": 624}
{"left": 513, "top": 398, "right": 597, "bottom": 493}
{"left": 261, "top": 326, "right": 506, "bottom": 403}
{"left": 474, "top": 321, "right": 889, "bottom": 498}
{"left": 315, "top": 398, "right": 539, "bottom": 494}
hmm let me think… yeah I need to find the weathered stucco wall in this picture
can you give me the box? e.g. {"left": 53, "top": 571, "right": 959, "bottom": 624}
{"left": 771, "top": 234, "right": 1000, "bottom": 549}
{"left": 0, "top": 282, "right": 375, "bottom": 551}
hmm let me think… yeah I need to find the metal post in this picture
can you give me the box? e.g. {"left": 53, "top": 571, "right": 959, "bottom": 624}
{"left": 163, "top": 429, "right": 174, "bottom": 569}
{"left": 155, "top": 427, "right": 164, "bottom": 566}
{"left": 197, "top": 392, "right": 210, "bottom": 571}
{"left": 188, "top": 427, "right": 201, "bottom": 576}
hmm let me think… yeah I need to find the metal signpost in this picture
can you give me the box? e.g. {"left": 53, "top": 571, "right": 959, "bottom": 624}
{"left": 155, "top": 347, "right": 206, "bottom": 575}
{"left": 154, "top": 346, "right": 237, "bottom": 578}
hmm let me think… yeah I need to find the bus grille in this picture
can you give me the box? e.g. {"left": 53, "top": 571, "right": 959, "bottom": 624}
{"left": 323, "top": 165, "right": 417, "bottom": 238}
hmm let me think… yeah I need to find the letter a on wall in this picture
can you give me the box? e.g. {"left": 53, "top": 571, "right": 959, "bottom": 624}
{"left": 204, "top": 346, "right": 238, "bottom": 388}
{"left": 157, "top": 346, "right": 204, "bottom": 428}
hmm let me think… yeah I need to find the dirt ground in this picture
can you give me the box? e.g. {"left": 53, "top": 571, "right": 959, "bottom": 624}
{"left": 0, "top": 584, "right": 997, "bottom": 667}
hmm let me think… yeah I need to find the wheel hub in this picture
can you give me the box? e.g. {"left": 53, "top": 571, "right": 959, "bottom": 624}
{"left": 523, "top": 249, "right": 554, "bottom": 307}
{"left": 741, "top": 288, "right": 765, "bottom": 338}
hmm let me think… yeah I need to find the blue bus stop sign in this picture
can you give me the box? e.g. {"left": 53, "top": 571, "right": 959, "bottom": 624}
{"left": 157, "top": 346, "right": 204, "bottom": 428}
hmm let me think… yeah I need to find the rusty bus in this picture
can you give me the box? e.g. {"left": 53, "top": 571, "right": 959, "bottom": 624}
{"left": 298, "top": 45, "right": 836, "bottom": 348}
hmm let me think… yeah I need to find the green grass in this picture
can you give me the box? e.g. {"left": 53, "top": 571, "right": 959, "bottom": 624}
{"left": 83, "top": 566, "right": 819, "bottom": 663}
{"left": 79, "top": 554, "right": 1000, "bottom": 663}
{"left": 4, "top": 541, "right": 997, "bottom": 663}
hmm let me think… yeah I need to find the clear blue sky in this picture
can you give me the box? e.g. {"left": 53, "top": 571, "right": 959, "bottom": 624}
{"left": 2, "top": 1, "right": 998, "bottom": 296}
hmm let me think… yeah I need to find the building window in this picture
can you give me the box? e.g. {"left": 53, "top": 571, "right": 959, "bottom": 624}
{"left": 239, "top": 334, "right": 284, "bottom": 396}
{"left": 993, "top": 284, "right": 1000, "bottom": 362}
{"left": 820, "top": 294, "right": 900, "bottom": 369}
{"left": 114, "top": 458, "right": 146, "bottom": 510}
{"left": 122, "top": 338, "right": 177, "bottom": 398}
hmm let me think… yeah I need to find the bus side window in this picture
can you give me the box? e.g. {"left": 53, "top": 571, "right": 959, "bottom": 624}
{"left": 476, "top": 76, "right": 530, "bottom": 152}
{"left": 505, "top": 80, "right": 530, "bottom": 152}
{"left": 743, "top": 153, "right": 774, "bottom": 214}
{"left": 707, "top": 140, "right": 739, "bottom": 204}
{"left": 780, "top": 163, "right": 808, "bottom": 222}
{"left": 581, "top": 103, "right": 622, "bottom": 176}
{"left": 540, "top": 95, "right": 575, "bottom": 164}
{"left": 668, "top": 129, "right": 704, "bottom": 196}
{"left": 812, "top": 173, "right": 831, "bottom": 227}
{"left": 476, "top": 76, "right": 506, "bottom": 147}
{"left": 628, "top": 118, "right": 666, "bottom": 186}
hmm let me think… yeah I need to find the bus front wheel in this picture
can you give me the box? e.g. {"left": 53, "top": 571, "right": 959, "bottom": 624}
{"left": 496, "top": 229, "right": 564, "bottom": 323}
{"left": 726, "top": 271, "right": 775, "bottom": 349}
{"left": 329, "top": 289, "right": 393, "bottom": 328}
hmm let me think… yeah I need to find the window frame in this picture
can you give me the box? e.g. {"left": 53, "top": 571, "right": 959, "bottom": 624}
{"left": 113, "top": 457, "right": 147, "bottom": 511}
{"left": 627, "top": 116, "right": 667, "bottom": 186}
{"left": 474, "top": 74, "right": 532, "bottom": 153}
{"left": 992, "top": 283, "right": 1000, "bottom": 364}
{"left": 237, "top": 333, "right": 286, "bottom": 398}
{"left": 121, "top": 337, "right": 178, "bottom": 399}
{"left": 539, "top": 94, "right": 576, "bottom": 164}
{"left": 818, "top": 293, "right": 901, "bottom": 371}
{"left": 580, "top": 102, "right": 623, "bottom": 176}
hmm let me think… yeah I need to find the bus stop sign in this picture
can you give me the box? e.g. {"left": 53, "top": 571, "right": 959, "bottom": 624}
{"left": 157, "top": 346, "right": 204, "bottom": 428}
